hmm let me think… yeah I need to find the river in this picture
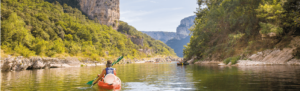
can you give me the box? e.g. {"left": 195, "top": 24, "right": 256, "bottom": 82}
{"left": 2, "top": 62, "right": 300, "bottom": 91}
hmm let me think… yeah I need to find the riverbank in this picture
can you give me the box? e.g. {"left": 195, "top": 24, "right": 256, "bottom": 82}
{"left": 191, "top": 36, "right": 300, "bottom": 66}
{"left": 193, "top": 53, "right": 300, "bottom": 66}
{"left": 0, "top": 55, "right": 181, "bottom": 71}
{"left": 193, "top": 52, "right": 300, "bottom": 66}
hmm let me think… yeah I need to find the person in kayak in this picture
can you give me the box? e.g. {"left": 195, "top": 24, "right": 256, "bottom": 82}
{"left": 93, "top": 60, "right": 116, "bottom": 85}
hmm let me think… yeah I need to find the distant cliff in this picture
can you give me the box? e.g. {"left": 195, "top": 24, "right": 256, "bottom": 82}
{"left": 174, "top": 15, "right": 196, "bottom": 40}
{"left": 165, "top": 15, "right": 195, "bottom": 57}
{"left": 142, "top": 15, "right": 196, "bottom": 57}
{"left": 141, "top": 31, "right": 176, "bottom": 43}
{"left": 166, "top": 36, "right": 191, "bottom": 57}
{"left": 45, "top": 0, "right": 120, "bottom": 30}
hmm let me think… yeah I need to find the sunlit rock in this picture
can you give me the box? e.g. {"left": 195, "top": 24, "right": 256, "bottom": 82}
{"left": 78, "top": 0, "right": 120, "bottom": 30}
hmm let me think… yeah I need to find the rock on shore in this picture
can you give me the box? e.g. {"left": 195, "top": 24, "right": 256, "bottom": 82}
{"left": 193, "top": 36, "right": 300, "bottom": 66}
{"left": 1, "top": 56, "right": 180, "bottom": 71}
{"left": 1, "top": 56, "right": 100, "bottom": 71}
{"left": 237, "top": 36, "right": 300, "bottom": 66}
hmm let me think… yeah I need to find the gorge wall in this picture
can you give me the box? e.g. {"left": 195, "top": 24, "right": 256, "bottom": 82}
{"left": 174, "top": 15, "right": 196, "bottom": 40}
{"left": 78, "top": 0, "right": 120, "bottom": 30}
{"left": 142, "top": 15, "right": 196, "bottom": 57}
{"left": 141, "top": 31, "right": 176, "bottom": 43}
{"left": 166, "top": 35, "right": 191, "bottom": 57}
{"left": 166, "top": 15, "right": 195, "bottom": 57}
{"left": 45, "top": 0, "right": 120, "bottom": 30}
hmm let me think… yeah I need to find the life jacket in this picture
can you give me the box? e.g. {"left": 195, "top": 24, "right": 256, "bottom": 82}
{"left": 105, "top": 67, "right": 115, "bottom": 76}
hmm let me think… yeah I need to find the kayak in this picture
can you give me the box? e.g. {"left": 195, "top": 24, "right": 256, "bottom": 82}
{"left": 177, "top": 62, "right": 189, "bottom": 65}
{"left": 98, "top": 74, "right": 121, "bottom": 90}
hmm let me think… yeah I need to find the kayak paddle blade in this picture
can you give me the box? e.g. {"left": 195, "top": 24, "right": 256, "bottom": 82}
{"left": 86, "top": 80, "right": 94, "bottom": 85}
{"left": 112, "top": 56, "right": 123, "bottom": 66}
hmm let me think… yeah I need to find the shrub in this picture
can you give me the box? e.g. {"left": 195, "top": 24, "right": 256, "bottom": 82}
{"left": 223, "top": 56, "right": 241, "bottom": 65}
{"left": 231, "top": 56, "right": 241, "bottom": 64}
{"left": 223, "top": 57, "right": 231, "bottom": 64}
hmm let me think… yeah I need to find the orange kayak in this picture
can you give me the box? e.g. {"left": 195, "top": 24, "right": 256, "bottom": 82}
{"left": 98, "top": 76, "right": 121, "bottom": 90}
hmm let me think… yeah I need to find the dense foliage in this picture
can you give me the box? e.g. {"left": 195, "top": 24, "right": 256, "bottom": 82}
{"left": 184, "top": 0, "right": 300, "bottom": 60}
{"left": 44, "top": 0, "right": 80, "bottom": 9}
{"left": 1, "top": 0, "right": 175, "bottom": 61}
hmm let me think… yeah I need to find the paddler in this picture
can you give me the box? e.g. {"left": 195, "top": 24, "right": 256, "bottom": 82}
{"left": 93, "top": 60, "right": 116, "bottom": 85}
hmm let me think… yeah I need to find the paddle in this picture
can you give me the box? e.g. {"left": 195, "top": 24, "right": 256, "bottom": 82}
{"left": 86, "top": 56, "right": 124, "bottom": 86}
{"left": 112, "top": 56, "right": 123, "bottom": 66}
{"left": 86, "top": 77, "right": 98, "bottom": 85}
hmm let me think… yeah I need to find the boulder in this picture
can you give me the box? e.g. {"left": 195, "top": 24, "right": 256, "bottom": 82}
{"left": 187, "top": 56, "right": 197, "bottom": 64}
{"left": 32, "top": 60, "right": 45, "bottom": 69}
{"left": 1, "top": 57, "right": 14, "bottom": 71}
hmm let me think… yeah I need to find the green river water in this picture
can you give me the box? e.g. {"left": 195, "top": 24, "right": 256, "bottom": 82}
{"left": 2, "top": 62, "right": 300, "bottom": 91}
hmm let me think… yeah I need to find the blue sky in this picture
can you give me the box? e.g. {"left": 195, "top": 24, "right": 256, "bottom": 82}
{"left": 120, "top": 0, "right": 199, "bottom": 32}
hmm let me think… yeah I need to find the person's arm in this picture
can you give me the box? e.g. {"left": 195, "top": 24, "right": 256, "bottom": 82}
{"left": 114, "top": 69, "right": 116, "bottom": 75}
{"left": 99, "top": 69, "right": 106, "bottom": 79}
{"left": 93, "top": 69, "right": 106, "bottom": 85}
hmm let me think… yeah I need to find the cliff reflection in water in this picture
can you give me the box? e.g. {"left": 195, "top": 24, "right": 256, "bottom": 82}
{"left": 1, "top": 63, "right": 300, "bottom": 91}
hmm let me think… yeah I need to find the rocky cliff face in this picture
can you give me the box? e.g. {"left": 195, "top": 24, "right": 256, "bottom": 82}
{"left": 141, "top": 31, "right": 176, "bottom": 43}
{"left": 166, "top": 36, "right": 191, "bottom": 57}
{"left": 130, "top": 37, "right": 144, "bottom": 46}
{"left": 166, "top": 15, "right": 196, "bottom": 57}
{"left": 141, "top": 15, "right": 196, "bottom": 57}
{"left": 175, "top": 15, "right": 196, "bottom": 39}
{"left": 78, "top": 0, "right": 120, "bottom": 30}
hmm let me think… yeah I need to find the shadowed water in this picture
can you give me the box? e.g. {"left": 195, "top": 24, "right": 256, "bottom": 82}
{"left": 2, "top": 63, "right": 300, "bottom": 91}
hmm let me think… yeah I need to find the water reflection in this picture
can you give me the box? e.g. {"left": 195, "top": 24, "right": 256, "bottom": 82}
{"left": 1, "top": 63, "right": 300, "bottom": 91}
{"left": 191, "top": 64, "right": 300, "bottom": 91}
{"left": 237, "top": 66, "right": 300, "bottom": 90}
{"left": 119, "top": 63, "right": 196, "bottom": 91}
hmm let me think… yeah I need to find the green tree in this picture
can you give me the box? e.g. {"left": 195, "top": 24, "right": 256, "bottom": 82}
{"left": 184, "top": 0, "right": 300, "bottom": 61}
{"left": 1, "top": 0, "right": 175, "bottom": 61}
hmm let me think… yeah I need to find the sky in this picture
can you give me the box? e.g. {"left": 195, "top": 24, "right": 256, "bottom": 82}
{"left": 120, "top": 0, "right": 199, "bottom": 32}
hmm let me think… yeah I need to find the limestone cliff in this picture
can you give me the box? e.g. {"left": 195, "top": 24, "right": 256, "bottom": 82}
{"left": 78, "top": 0, "right": 120, "bottom": 30}
{"left": 174, "top": 15, "right": 196, "bottom": 39}
{"left": 141, "top": 31, "right": 176, "bottom": 43}
{"left": 166, "top": 15, "right": 196, "bottom": 57}
{"left": 141, "top": 15, "right": 196, "bottom": 57}
{"left": 44, "top": 0, "right": 120, "bottom": 30}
